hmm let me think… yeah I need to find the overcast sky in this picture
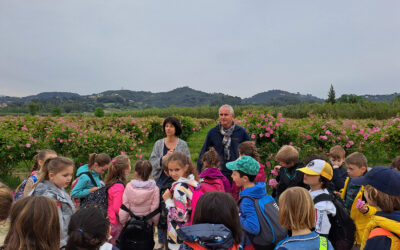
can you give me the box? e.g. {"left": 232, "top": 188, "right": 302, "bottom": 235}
{"left": 0, "top": 1, "right": 399, "bottom": 98}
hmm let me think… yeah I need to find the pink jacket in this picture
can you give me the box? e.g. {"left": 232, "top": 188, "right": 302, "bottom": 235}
{"left": 107, "top": 183, "right": 125, "bottom": 225}
{"left": 119, "top": 179, "right": 160, "bottom": 226}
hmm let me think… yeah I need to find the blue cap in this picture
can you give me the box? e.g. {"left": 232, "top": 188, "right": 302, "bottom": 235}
{"left": 352, "top": 166, "right": 400, "bottom": 196}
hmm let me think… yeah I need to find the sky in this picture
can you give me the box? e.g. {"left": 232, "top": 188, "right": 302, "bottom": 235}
{"left": 0, "top": 1, "right": 399, "bottom": 99}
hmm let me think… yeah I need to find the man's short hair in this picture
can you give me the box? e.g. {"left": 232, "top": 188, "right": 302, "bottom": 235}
{"left": 219, "top": 104, "right": 234, "bottom": 115}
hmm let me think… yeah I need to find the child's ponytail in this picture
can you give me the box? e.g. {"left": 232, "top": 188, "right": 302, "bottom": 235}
{"left": 201, "top": 147, "right": 220, "bottom": 169}
{"left": 104, "top": 155, "right": 130, "bottom": 186}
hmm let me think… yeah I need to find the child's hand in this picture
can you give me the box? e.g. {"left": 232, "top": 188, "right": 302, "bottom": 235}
{"left": 331, "top": 160, "right": 341, "bottom": 169}
{"left": 274, "top": 165, "right": 282, "bottom": 172}
{"left": 162, "top": 189, "right": 172, "bottom": 201}
{"left": 89, "top": 187, "right": 99, "bottom": 193}
{"left": 355, "top": 199, "right": 368, "bottom": 213}
{"left": 162, "top": 150, "right": 174, "bottom": 162}
{"left": 333, "top": 191, "right": 341, "bottom": 196}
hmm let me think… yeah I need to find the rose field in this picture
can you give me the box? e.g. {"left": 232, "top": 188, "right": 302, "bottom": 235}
{"left": 0, "top": 113, "right": 399, "bottom": 189}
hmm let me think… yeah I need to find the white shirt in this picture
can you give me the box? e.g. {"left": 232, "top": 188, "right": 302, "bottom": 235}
{"left": 309, "top": 189, "right": 337, "bottom": 235}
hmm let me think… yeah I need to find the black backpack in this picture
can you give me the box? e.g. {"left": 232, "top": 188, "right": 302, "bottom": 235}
{"left": 313, "top": 193, "right": 356, "bottom": 250}
{"left": 80, "top": 180, "right": 123, "bottom": 211}
{"left": 239, "top": 195, "right": 288, "bottom": 250}
{"left": 116, "top": 204, "right": 160, "bottom": 250}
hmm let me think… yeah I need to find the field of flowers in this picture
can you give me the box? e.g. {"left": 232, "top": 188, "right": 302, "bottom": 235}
{"left": 0, "top": 116, "right": 213, "bottom": 177}
{"left": 239, "top": 111, "right": 400, "bottom": 187}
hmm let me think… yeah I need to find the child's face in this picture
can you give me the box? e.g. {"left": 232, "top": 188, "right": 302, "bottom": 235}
{"left": 93, "top": 162, "right": 110, "bottom": 174}
{"left": 124, "top": 164, "right": 131, "bottom": 177}
{"left": 38, "top": 153, "right": 58, "bottom": 169}
{"left": 303, "top": 174, "right": 322, "bottom": 189}
{"left": 347, "top": 164, "right": 367, "bottom": 178}
{"left": 329, "top": 157, "right": 344, "bottom": 167}
{"left": 50, "top": 165, "right": 74, "bottom": 189}
{"left": 364, "top": 189, "right": 377, "bottom": 207}
{"left": 168, "top": 161, "right": 187, "bottom": 181}
{"left": 231, "top": 170, "right": 245, "bottom": 187}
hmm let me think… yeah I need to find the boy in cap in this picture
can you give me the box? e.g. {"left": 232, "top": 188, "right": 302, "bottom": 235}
{"left": 352, "top": 166, "right": 400, "bottom": 250}
{"left": 227, "top": 155, "right": 267, "bottom": 248}
{"left": 298, "top": 159, "right": 337, "bottom": 236}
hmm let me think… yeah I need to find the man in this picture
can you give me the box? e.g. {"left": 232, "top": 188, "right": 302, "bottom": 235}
{"left": 197, "top": 104, "right": 250, "bottom": 182}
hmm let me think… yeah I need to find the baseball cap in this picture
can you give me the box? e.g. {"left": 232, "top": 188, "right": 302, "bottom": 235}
{"left": 226, "top": 156, "right": 259, "bottom": 176}
{"left": 352, "top": 166, "right": 400, "bottom": 196}
{"left": 297, "top": 159, "right": 333, "bottom": 180}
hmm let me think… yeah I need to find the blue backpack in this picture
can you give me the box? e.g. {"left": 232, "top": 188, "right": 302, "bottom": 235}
{"left": 239, "top": 195, "right": 287, "bottom": 250}
{"left": 14, "top": 174, "right": 38, "bottom": 201}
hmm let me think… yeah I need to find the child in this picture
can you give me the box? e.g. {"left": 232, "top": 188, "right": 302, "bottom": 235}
{"left": 62, "top": 207, "right": 119, "bottom": 250}
{"left": 275, "top": 187, "right": 334, "bottom": 250}
{"left": 105, "top": 155, "right": 131, "bottom": 245}
{"left": 338, "top": 152, "right": 376, "bottom": 247}
{"left": 162, "top": 152, "right": 199, "bottom": 250}
{"left": 0, "top": 182, "right": 12, "bottom": 222}
{"left": 1, "top": 196, "right": 61, "bottom": 250}
{"left": 328, "top": 145, "right": 348, "bottom": 191}
{"left": 177, "top": 191, "right": 242, "bottom": 250}
{"left": 391, "top": 156, "right": 400, "bottom": 171}
{"left": 351, "top": 166, "right": 400, "bottom": 250}
{"left": 119, "top": 160, "right": 159, "bottom": 228}
{"left": 31, "top": 157, "right": 76, "bottom": 247}
{"left": 273, "top": 145, "right": 306, "bottom": 199}
{"left": 71, "top": 153, "right": 111, "bottom": 200}
{"left": 231, "top": 142, "right": 265, "bottom": 201}
{"left": 14, "top": 149, "right": 57, "bottom": 200}
{"left": 298, "top": 159, "right": 336, "bottom": 236}
{"left": 200, "top": 147, "right": 231, "bottom": 193}
{"left": 226, "top": 155, "right": 266, "bottom": 249}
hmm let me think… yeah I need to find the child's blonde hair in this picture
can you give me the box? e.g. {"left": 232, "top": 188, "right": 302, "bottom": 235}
{"left": 345, "top": 152, "right": 368, "bottom": 168}
{"left": 105, "top": 155, "right": 130, "bottom": 186}
{"left": 279, "top": 187, "right": 315, "bottom": 231}
{"left": 3, "top": 196, "right": 60, "bottom": 250}
{"left": 33, "top": 157, "right": 74, "bottom": 188}
{"left": 134, "top": 160, "right": 152, "bottom": 181}
{"left": 238, "top": 141, "right": 260, "bottom": 162}
{"left": 364, "top": 185, "right": 400, "bottom": 213}
{"left": 328, "top": 145, "right": 346, "bottom": 161}
{"left": 167, "top": 152, "right": 199, "bottom": 181}
{"left": 0, "top": 182, "right": 13, "bottom": 222}
{"left": 201, "top": 147, "right": 220, "bottom": 169}
{"left": 275, "top": 145, "right": 299, "bottom": 165}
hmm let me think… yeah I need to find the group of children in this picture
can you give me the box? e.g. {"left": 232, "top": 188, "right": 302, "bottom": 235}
{"left": 0, "top": 141, "right": 399, "bottom": 250}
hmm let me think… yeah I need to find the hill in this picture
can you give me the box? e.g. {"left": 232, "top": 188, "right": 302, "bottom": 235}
{"left": 245, "top": 90, "right": 323, "bottom": 105}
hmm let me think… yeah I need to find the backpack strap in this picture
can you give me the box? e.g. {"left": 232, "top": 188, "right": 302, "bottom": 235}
{"left": 313, "top": 193, "right": 331, "bottom": 204}
{"left": 369, "top": 227, "right": 400, "bottom": 239}
{"left": 79, "top": 172, "right": 97, "bottom": 187}
{"left": 143, "top": 207, "right": 161, "bottom": 221}
{"left": 238, "top": 195, "right": 256, "bottom": 205}
{"left": 120, "top": 204, "right": 160, "bottom": 221}
{"left": 120, "top": 204, "right": 139, "bottom": 220}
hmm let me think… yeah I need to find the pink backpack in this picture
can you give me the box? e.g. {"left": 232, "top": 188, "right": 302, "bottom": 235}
{"left": 189, "top": 178, "right": 225, "bottom": 224}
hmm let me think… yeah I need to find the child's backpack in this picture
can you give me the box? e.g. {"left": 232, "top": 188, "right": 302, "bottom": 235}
{"left": 239, "top": 195, "right": 288, "bottom": 250}
{"left": 313, "top": 193, "right": 356, "bottom": 250}
{"left": 70, "top": 172, "right": 97, "bottom": 208}
{"left": 14, "top": 171, "right": 37, "bottom": 201}
{"left": 368, "top": 227, "right": 400, "bottom": 250}
{"left": 199, "top": 177, "right": 225, "bottom": 193}
{"left": 80, "top": 180, "right": 123, "bottom": 211}
{"left": 117, "top": 204, "right": 160, "bottom": 250}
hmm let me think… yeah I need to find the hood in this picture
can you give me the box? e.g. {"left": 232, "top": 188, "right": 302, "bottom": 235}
{"left": 126, "top": 179, "right": 157, "bottom": 205}
{"left": 76, "top": 164, "right": 89, "bottom": 176}
{"left": 200, "top": 168, "right": 225, "bottom": 179}
{"left": 33, "top": 181, "right": 71, "bottom": 204}
{"left": 373, "top": 211, "right": 400, "bottom": 235}
{"left": 177, "top": 223, "right": 234, "bottom": 249}
{"left": 239, "top": 182, "right": 266, "bottom": 199}
{"left": 173, "top": 174, "right": 199, "bottom": 188}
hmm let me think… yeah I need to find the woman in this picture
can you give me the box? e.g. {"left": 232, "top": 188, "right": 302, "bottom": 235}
{"left": 149, "top": 116, "right": 190, "bottom": 250}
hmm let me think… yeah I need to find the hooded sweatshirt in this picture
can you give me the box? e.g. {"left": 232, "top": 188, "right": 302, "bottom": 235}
{"left": 239, "top": 182, "right": 267, "bottom": 236}
{"left": 177, "top": 224, "right": 239, "bottom": 250}
{"left": 362, "top": 211, "right": 400, "bottom": 250}
{"left": 71, "top": 164, "right": 101, "bottom": 198}
{"left": 119, "top": 179, "right": 160, "bottom": 226}
{"left": 199, "top": 168, "right": 232, "bottom": 193}
{"left": 31, "top": 180, "right": 75, "bottom": 247}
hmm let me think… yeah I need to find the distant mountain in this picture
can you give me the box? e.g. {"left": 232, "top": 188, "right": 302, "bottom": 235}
{"left": 360, "top": 93, "right": 400, "bottom": 102}
{"left": 245, "top": 90, "right": 323, "bottom": 105}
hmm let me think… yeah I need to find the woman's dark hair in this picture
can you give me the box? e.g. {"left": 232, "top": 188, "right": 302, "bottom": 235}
{"left": 192, "top": 192, "right": 242, "bottom": 245}
{"left": 88, "top": 153, "right": 111, "bottom": 168}
{"left": 62, "top": 207, "right": 110, "bottom": 250}
{"left": 163, "top": 116, "right": 182, "bottom": 136}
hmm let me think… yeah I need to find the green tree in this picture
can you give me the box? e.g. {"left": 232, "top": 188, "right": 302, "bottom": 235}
{"left": 94, "top": 107, "right": 105, "bottom": 117}
{"left": 326, "top": 84, "right": 336, "bottom": 104}
{"left": 51, "top": 107, "right": 62, "bottom": 116}
{"left": 28, "top": 102, "right": 39, "bottom": 115}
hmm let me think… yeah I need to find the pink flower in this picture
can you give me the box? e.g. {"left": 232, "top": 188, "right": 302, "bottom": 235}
{"left": 6, "top": 145, "right": 11, "bottom": 149}
{"left": 265, "top": 133, "right": 271, "bottom": 137}
{"left": 337, "top": 136, "right": 341, "bottom": 140}
{"left": 325, "top": 130, "right": 332, "bottom": 136}
{"left": 26, "top": 143, "right": 31, "bottom": 148}
{"left": 251, "top": 134, "right": 256, "bottom": 139}
{"left": 269, "top": 179, "right": 278, "bottom": 188}
{"left": 259, "top": 133, "right": 264, "bottom": 138}
{"left": 261, "top": 114, "right": 265, "bottom": 118}
{"left": 271, "top": 138, "right": 275, "bottom": 142}
{"left": 380, "top": 137, "right": 385, "bottom": 141}
{"left": 279, "top": 118, "right": 284, "bottom": 123}
{"left": 321, "top": 125, "right": 326, "bottom": 129}
{"left": 320, "top": 135, "right": 328, "bottom": 140}
{"left": 306, "top": 135, "right": 311, "bottom": 140}
{"left": 266, "top": 161, "right": 271, "bottom": 167}
{"left": 139, "top": 154, "right": 143, "bottom": 159}
{"left": 271, "top": 169, "right": 278, "bottom": 176}
{"left": 121, "top": 151, "right": 126, "bottom": 155}
{"left": 318, "top": 147, "right": 323, "bottom": 151}
{"left": 310, "top": 121, "right": 314, "bottom": 125}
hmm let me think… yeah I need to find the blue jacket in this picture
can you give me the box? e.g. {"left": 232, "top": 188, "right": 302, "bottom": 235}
{"left": 177, "top": 224, "right": 237, "bottom": 250}
{"left": 71, "top": 164, "right": 101, "bottom": 198}
{"left": 363, "top": 211, "right": 400, "bottom": 250}
{"left": 275, "top": 231, "right": 334, "bottom": 250}
{"left": 239, "top": 182, "right": 267, "bottom": 236}
{"left": 330, "top": 165, "right": 348, "bottom": 191}
{"left": 197, "top": 124, "right": 250, "bottom": 175}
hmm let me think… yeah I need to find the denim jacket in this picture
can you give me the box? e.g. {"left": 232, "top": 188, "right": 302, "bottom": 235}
{"left": 275, "top": 231, "right": 334, "bottom": 250}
